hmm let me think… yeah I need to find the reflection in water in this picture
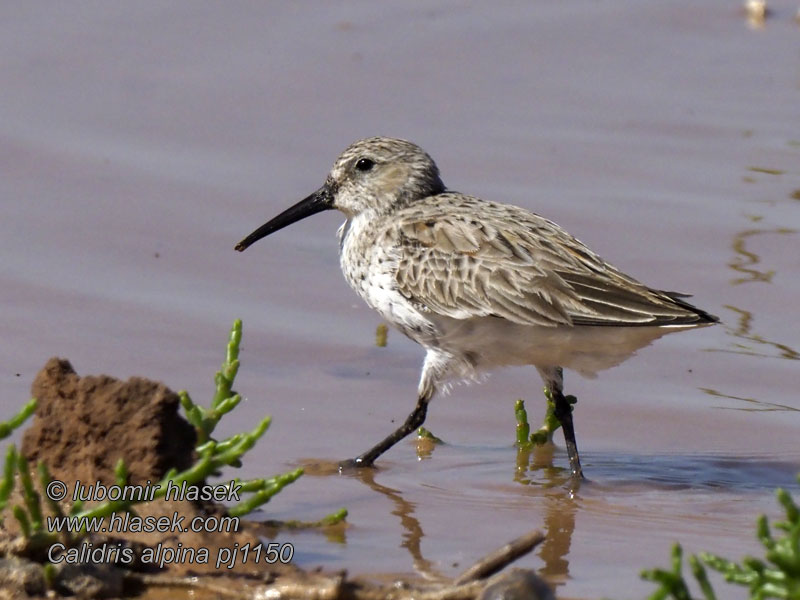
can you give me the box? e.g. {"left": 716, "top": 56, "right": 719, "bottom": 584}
{"left": 707, "top": 216, "right": 800, "bottom": 411}
{"left": 538, "top": 489, "right": 578, "bottom": 586}
{"left": 537, "top": 491, "right": 577, "bottom": 588}
{"left": 745, "top": 166, "right": 784, "bottom": 176}
{"left": 415, "top": 428, "right": 445, "bottom": 461}
{"left": 728, "top": 226, "right": 796, "bottom": 285}
{"left": 717, "top": 304, "right": 799, "bottom": 361}
{"left": 700, "top": 386, "right": 800, "bottom": 412}
{"left": 348, "top": 467, "right": 446, "bottom": 582}
{"left": 712, "top": 219, "right": 799, "bottom": 364}
{"left": 328, "top": 458, "right": 578, "bottom": 589}
{"left": 514, "top": 444, "right": 566, "bottom": 488}
{"left": 299, "top": 460, "right": 445, "bottom": 580}
{"left": 352, "top": 457, "right": 579, "bottom": 591}
{"left": 514, "top": 445, "right": 578, "bottom": 589}
{"left": 297, "top": 447, "right": 798, "bottom": 596}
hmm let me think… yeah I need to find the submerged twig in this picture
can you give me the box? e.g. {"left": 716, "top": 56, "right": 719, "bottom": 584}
{"left": 454, "top": 529, "right": 545, "bottom": 585}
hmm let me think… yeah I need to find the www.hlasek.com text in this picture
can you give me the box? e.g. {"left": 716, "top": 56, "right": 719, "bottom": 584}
{"left": 47, "top": 509, "right": 239, "bottom": 535}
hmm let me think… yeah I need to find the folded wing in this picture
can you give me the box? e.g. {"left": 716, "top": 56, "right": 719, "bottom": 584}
{"left": 390, "top": 194, "right": 716, "bottom": 327}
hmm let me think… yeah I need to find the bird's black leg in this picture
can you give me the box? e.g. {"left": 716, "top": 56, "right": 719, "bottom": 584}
{"left": 552, "top": 386, "right": 583, "bottom": 479}
{"left": 339, "top": 394, "right": 429, "bottom": 469}
{"left": 539, "top": 366, "right": 583, "bottom": 479}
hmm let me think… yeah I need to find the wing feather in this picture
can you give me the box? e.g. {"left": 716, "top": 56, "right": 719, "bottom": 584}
{"left": 389, "top": 194, "right": 714, "bottom": 327}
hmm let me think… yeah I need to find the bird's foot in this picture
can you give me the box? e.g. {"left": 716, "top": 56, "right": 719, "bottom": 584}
{"left": 565, "top": 471, "right": 585, "bottom": 496}
{"left": 337, "top": 457, "right": 375, "bottom": 471}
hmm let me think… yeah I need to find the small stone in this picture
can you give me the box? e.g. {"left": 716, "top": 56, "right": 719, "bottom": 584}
{"left": 0, "top": 557, "right": 47, "bottom": 596}
{"left": 56, "top": 562, "right": 124, "bottom": 599}
{"left": 479, "top": 569, "right": 555, "bottom": 600}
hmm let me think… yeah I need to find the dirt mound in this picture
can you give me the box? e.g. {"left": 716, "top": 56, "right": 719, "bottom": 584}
{"left": 21, "top": 358, "right": 196, "bottom": 485}
{"left": 12, "top": 358, "right": 266, "bottom": 579}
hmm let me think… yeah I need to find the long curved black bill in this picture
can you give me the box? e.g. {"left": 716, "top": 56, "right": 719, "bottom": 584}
{"left": 235, "top": 185, "right": 335, "bottom": 252}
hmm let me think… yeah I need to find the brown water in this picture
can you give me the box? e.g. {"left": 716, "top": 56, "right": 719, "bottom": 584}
{"left": 2, "top": 2, "right": 798, "bottom": 598}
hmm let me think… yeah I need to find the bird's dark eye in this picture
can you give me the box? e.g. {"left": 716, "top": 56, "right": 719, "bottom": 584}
{"left": 355, "top": 158, "right": 375, "bottom": 172}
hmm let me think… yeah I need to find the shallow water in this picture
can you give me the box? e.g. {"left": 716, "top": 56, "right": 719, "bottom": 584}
{"left": 2, "top": 2, "right": 799, "bottom": 598}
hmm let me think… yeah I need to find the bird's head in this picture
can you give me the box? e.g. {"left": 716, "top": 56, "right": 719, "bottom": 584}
{"left": 235, "top": 136, "right": 444, "bottom": 252}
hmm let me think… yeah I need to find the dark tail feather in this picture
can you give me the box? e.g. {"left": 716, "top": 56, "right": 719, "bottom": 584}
{"left": 661, "top": 290, "right": 720, "bottom": 324}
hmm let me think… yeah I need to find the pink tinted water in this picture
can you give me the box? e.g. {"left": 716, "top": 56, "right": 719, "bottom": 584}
{"left": 1, "top": 2, "right": 798, "bottom": 598}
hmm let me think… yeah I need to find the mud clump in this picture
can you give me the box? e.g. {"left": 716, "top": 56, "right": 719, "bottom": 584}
{"left": 21, "top": 358, "right": 196, "bottom": 485}
{"left": 10, "top": 358, "right": 267, "bottom": 579}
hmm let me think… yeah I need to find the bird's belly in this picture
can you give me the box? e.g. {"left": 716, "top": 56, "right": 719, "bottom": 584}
{"left": 427, "top": 315, "right": 699, "bottom": 378}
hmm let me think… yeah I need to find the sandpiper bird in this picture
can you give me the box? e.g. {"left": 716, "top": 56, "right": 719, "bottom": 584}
{"left": 235, "top": 137, "right": 718, "bottom": 478}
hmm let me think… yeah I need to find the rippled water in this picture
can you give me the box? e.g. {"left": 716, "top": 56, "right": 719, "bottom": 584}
{"left": 2, "top": 2, "right": 798, "bottom": 598}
